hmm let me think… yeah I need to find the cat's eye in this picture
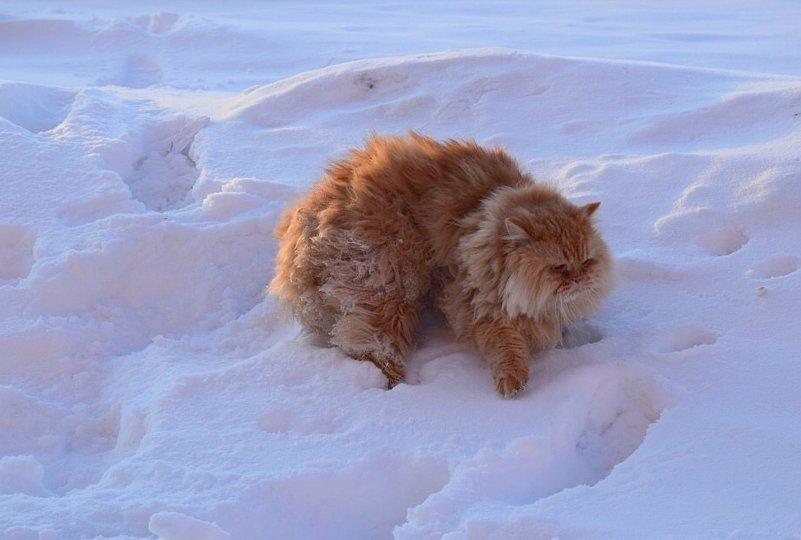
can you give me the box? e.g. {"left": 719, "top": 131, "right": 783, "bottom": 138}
{"left": 582, "top": 258, "right": 595, "bottom": 268}
{"left": 551, "top": 264, "right": 568, "bottom": 274}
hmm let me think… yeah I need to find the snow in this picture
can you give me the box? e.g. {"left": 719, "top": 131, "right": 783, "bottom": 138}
{"left": 148, "top": 512, "right": 230, "bottom": 540}
{"left": 1, "top": 1, "right": 801, "bottom": 538}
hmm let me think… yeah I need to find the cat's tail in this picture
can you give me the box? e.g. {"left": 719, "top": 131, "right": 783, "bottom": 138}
{"left": 272, "top": 204, "right": 294, "bottom": 241}
{"left": 268, "top": 204, "right": 301, "bottom": 299}
{"left": 268, "top": 203, "right": 337, "bottom": 334}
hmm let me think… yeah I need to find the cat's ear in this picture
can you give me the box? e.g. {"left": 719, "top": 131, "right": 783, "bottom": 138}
{"left": 582, "top": 201, "right": 601, "bottom": 216}
{"left": 505, "top": 218, "right": 529, "bottom": 242}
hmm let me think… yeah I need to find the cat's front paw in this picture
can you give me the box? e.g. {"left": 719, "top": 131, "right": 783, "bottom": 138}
{"left": 378, "top": 359, "right": 406, "bottom": 390}
{"left": 494, "top": 366, "right": 529, "bottom": 398}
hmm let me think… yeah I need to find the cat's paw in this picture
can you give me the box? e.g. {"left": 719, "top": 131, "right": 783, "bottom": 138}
{"left": 378, "top": 359, "right": 406, "bottom": 390}
{"left": 494, "top": 367, "right": 529, "bottom": 398}
{"left": 357, "top": 351, "right": 406, "bottom": 389}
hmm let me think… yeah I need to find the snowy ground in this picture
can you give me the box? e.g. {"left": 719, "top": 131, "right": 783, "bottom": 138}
{"left": 2, "top": 2, "right": 801, "bottom": 539}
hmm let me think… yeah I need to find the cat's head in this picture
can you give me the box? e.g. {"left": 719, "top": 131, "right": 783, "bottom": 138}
{"left": 494, "top": 187, "right": 613, "bottom": 322}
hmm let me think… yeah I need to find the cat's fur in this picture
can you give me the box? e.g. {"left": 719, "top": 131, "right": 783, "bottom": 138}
{"left": 270, "top": 133, "right": 613, "bottom": 397}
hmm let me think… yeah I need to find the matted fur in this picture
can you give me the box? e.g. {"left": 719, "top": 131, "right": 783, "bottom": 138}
{"left": 270, "top": 133, "right": 613, "bottom": 396}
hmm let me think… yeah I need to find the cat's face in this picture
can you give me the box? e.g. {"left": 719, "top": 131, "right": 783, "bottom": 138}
{"left": 500, "top": 201, "right": 612, "bottom": 321}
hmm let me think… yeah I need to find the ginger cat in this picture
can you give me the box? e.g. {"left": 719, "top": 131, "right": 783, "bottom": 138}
{"left": 270, "top": 133, "right": 613, "bottom": 397}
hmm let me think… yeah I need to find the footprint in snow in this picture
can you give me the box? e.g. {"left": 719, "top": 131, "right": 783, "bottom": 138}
{"left": 118, "top": 54, "right": 164, "bottom": 89}
{"left": 748, "top": 255, "right": 799, "bottom": 279}
{"left": 123, "top": 116, "right": 209, "bottom": 212}
{"left": 560, "top": 323, "right": 603, "bottom": 349}
{"left": 0, "top": 82, "right": 76, "bottom": 133}
{"left": 695, "top": 227, "right": 749, "bottom": 256}
{"left": 652, "top": 326, "right": 717, "bottom": 354}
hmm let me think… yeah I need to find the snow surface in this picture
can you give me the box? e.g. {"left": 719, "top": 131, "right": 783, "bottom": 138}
{"left": 2, "top": 1, "right": 801, "bottom": 538}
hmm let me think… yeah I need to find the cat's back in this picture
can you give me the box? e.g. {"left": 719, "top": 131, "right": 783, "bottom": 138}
{"left": 306, "top": 134, "right": 441, "bottom": 212}
{"left": 277, "top": 133, "right": 531, "bottom": 252}
{"left": 414, "top": 138, "right": 532, "bottom": 263}
{"left": 301, "top": 133, "right": 526, "bottom": 210}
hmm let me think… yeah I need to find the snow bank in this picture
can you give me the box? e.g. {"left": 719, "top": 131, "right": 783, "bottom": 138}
{"left": 2, "top": 3, "right": 801, "bottom": 538}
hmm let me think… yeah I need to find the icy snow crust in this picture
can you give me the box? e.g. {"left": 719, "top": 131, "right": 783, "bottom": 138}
{"left": 2, "top": 4, "right": 801, "bottom": 540}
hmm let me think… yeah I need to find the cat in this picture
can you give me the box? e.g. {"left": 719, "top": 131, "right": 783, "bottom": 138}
{"left": 269, "top": 133, "right": 613, "bottom": 397}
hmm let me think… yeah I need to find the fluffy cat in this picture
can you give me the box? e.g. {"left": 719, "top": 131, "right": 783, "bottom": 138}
{"left": 270, "top": 133, "right": 613, "bottom": 397}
